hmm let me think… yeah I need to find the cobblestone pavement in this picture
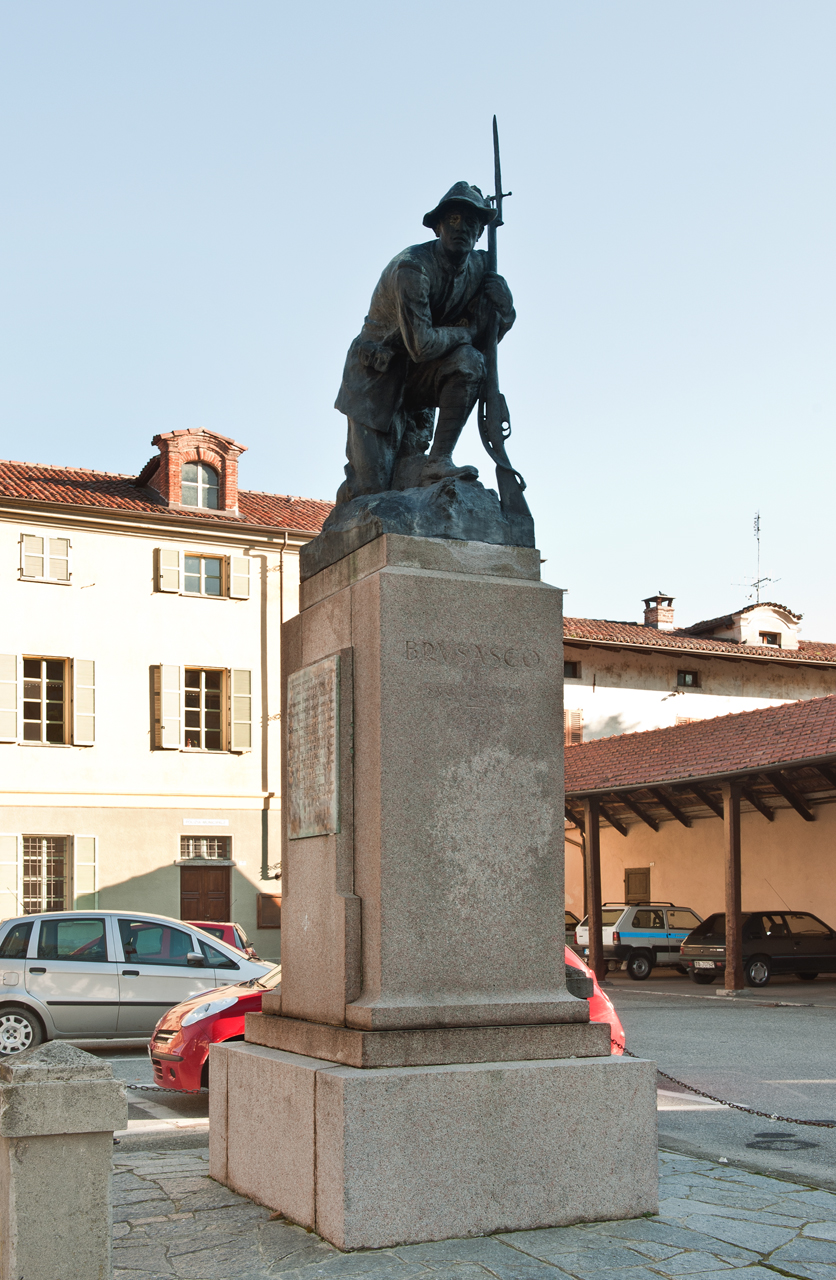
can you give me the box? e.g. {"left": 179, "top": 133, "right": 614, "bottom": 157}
{"left": 112, "top": 1147, "right": 836, "bottom": 1280}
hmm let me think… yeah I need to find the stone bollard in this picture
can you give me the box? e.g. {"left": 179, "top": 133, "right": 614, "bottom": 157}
{"left": 0, "top": 1041, "right": 127, "bottom": 1280}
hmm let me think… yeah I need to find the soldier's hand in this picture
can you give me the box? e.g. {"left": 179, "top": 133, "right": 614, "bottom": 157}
{"left": 483, "top": 272, "right": 513, "bottom": 316}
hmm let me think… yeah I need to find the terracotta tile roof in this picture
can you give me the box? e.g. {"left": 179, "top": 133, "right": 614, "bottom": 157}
{"left": 0, "top": 460, "right": 332, "bottom": 534}
{"left": 563, "top": 617, "right": 836, "bottom": 665}
{"left": 565, "top": 695, "right": 836, "bottom": 795}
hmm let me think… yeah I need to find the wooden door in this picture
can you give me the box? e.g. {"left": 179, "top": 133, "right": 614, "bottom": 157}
{"left": 180, "top": 866, "right": 230, "bottom": 921}
{"left": 624, "top": 867, "right": 650, "bottom": 904}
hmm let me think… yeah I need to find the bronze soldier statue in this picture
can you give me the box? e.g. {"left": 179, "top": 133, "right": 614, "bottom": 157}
{"left": 334, "top": 182, "right": 516, "bottom": 504}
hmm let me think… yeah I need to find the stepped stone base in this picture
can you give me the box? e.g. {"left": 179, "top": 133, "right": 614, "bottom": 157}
{"left": 210, "top": 1042, "right": 658, "bottom": 1252}
{"left": 245, "top": 1012, "right": 609, "bottom": 1069}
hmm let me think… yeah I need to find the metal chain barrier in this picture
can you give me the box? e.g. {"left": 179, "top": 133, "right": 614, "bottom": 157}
{"left": 615, "top": 1040, "right": 836, "bottom": 1129}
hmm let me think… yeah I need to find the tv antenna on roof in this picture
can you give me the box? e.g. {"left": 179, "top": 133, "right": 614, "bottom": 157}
{"left": 733, "top": 510, "right": 780, "bottom": 603}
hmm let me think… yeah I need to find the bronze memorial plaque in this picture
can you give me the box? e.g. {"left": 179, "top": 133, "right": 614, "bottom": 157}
{"left": 287, "top": 654, "right": 340, "bottom": 839}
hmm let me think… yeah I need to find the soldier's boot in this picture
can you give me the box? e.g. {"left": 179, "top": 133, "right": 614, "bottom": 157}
{"left": 419, "top": 406, "right": 479, "bottom": 486}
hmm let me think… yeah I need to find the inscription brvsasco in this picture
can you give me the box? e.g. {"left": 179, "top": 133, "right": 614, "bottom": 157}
{"left": 404, "top": 639, "right": 543, "bottom": 669}
{"left": 287, "top": 655, "right": 340, "bottom": 840}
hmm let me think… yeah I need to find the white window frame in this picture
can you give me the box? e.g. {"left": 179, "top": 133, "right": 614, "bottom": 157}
{"left": 182, "top": 553, "right": 225, "bottom": 598}
{"left": 181, "top": 462, "right": 220, "bottom": 509}
{"left": 21, "top": 656, "right": 70, "bottom": 746}
{"left": 19, "top": 530, "right": 72, "bottom": 585}
{"left": 152, "top": 664, "right": 252, "bottom": 754}
{"left": 179, "top": 834, "right": 233, "bottom": 862}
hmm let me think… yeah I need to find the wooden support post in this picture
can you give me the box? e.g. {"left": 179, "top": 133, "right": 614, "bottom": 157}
{"left": 583, "top": 797, "right": 606, "bottom": 984}
{"left": 721, "top": 780, "right": 744, "bottom": 991}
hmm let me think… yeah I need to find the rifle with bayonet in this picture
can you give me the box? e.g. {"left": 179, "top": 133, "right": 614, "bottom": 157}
{"left": 477, "top": 116, "right": 533, "bottom": 538}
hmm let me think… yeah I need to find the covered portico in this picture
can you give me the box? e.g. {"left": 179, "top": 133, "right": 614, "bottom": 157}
{"left": 564, "top": 695, "right": 836, "bottom": 991}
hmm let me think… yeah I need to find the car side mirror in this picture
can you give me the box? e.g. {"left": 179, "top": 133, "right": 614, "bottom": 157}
{"left": 186, "top": 951, "right": 204, "bottom": 967}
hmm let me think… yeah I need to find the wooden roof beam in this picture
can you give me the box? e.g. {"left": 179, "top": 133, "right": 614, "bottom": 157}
{"left": 600, "top": 804, "right": 628, "bottom": 837}
{"left": 742, "top": 784, "right": 774, "bottom": 822}
{"left": 685, "top": 783, "right": 724, "bottom": 819}
{"left": 618, "top": 793, "right": 659, "bottom": 832}
{"left": 565, "top": 805, "right": 584, "bottom": 833}
{"left": 763, "top": 770, "right": 815, "bottom": 822}
{"left": 651, "top": 787, "right": 693, "bottom": 828}
{"left": 815, "top": 762, "right": 836, "bottom": 791}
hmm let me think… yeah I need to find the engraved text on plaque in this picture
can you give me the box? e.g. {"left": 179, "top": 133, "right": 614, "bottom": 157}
{"left": 287, "top": 654, "right": 340, "bottom": 839}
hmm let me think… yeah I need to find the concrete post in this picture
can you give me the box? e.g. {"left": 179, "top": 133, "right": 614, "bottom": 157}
{"left": 0, "top": 1040, "right": 127, "bottom": 1280}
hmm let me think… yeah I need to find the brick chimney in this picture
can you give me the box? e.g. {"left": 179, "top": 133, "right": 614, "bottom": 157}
{"left": 135, "top": 429, "right": 247, "bottom": 513}
{"left": 643, "top": 593, "right": 675, "bottom": 631}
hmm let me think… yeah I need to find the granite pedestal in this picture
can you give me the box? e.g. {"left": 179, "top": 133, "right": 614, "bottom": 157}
{"left": 212, "top": 534, "right": 658, "bottom": 1246}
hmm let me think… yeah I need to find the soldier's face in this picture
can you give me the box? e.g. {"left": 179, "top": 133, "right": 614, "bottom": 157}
{"left": 437, "top": 205, "right": 481, "bottom": 257}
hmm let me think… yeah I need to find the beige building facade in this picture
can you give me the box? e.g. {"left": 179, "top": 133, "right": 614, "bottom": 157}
{"left": 0, "top": 429, "right": 330, "bottom": 959}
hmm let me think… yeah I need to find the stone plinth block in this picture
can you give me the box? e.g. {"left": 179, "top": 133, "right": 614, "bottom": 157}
{"left": 212, "top": 1041, "right": 658, "bottom": 1251}
{"left": 0, "top": 1041, "right": 127, "bottom": 1280}
{"left": 280, "top": 534, "right": 581, "bottom": 1031}
{"left": 245, "top": 1011, "right": 610, "bottom": 1067}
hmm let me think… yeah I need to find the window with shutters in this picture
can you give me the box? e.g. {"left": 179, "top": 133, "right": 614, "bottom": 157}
{"left": 155, "top": 549, "right": 250, "bottom": 599}
{"left": 22, "top": 836, "right": 69, "bottom": 913}
{"left": 153, "top": 664, "right": 252, "bottom": 752}
{"left": 564, "top": 708, "right": 583, "bottom": 746}
{"left": 0, "top": 657, "right": 94, "bottom": 746}
{"left": 19, "top": 532, "right": 71, "bottom": 583}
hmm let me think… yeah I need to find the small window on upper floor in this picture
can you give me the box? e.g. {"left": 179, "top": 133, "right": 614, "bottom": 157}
{"left": 182, "top": 463, "right": 219, "bottom": 509}
{"left": 184, "top": 556, "right": 223, "bottom": 597}
{"left": 20, "top": 533, "right": 71, "bottom": 584}
{"left": 564, "top": 661, "right": 581, "bottom": 679}
{"left": 677, "top": 670, "right": 700, "bottom": 688}
{"left": 759, "top": 632, "right": 781, "bottom": 647}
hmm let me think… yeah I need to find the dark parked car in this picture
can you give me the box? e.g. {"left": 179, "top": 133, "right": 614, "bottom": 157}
{"left": 680, "top": 910, "right": 836, "bottom": 987}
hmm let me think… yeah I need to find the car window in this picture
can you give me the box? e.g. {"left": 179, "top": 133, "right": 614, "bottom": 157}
{"left": 119, "top": 919, "right": 195, "bottom": 966}
{"left": 632, "top": 910, "right": 665, "bottom": 929}
{"left": 37, "top": 917, "right": 107, "bottom": 962}
{"left": 763, "top": 913, "right": 790, "bottom": 939}
{"left": 667, "top": 910, "right": 700, "bottom": 930}
{"left": 689, "top": 914, "right": 725, "bottom": 939}
{"left": 785, "top": 913, "right": 832, "bottom": 937}
{"left": 200, "top": 926, "right": 226, "bottom": 941}
{"left": 743, "top": 915, "right": 765, "bottom": 941}
{"left": 235, "top": 924, "right": 250, "bottom": 947}
{"left": 198, "top": 938, "right": 239, "bottom": 970}
{"left": 0, "top": 921, "right": 33, "bottom": 959}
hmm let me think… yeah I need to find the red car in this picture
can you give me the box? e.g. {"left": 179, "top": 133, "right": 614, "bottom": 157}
{"left": 186, "top": 921, "right": 260, "bottom": 960}
{"left": 149, "top": 948, "right": 624, "bottom": 1092}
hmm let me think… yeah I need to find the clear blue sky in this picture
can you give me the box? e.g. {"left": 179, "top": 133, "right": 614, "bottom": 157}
{"left": 2, "top": 2, "right": 834, "bottom": 636}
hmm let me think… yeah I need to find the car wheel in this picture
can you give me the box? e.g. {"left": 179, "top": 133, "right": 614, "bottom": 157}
{"left": 745, "top": 956, "right": 771, "bottom": 987}
{"left": 626, "top": 951, "right": 653, "bottom": 981}
{"left": 689, "top": 970, "right": 716, "bottom": 985}
{"left": 796, "top": 972, "right": 818, "bottom": 982}
{"left": 0, "top": 1007, "right": 44, "bottom": 1056}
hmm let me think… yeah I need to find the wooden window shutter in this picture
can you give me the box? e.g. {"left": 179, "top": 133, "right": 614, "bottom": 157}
{"left": 257, "top": 893, "right": 282, "bottom": 929}
{"left": 564, "top": 708, "right": 583, "bottom": 746}
{"left": 21, "top": 534, "right": 44, "bottom": 578}
{"left": 153, "top": 665, "right": 182, "bottom": 748}
{"left": 0, "top": 835, "right": 20, "bottom": 918}
{"left": 156, "top": 548, "right": 181, "bottom": 593}
{"left": 74, "top": 836, "right": 97, "bottom": 908}
{"left": 0, "top": 655, "right": 18, "bottom": 743}
{"left": 229, "top": 556, "right": 250, "bottom": 599}
{"left": 230, "top": 669, "right": 252, "bottom": 751}
{"left": 72, "top": 659, "right": 95, "bottom": 745}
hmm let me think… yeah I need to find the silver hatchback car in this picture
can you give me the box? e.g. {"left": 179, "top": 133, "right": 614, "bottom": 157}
{"left": 0, "top": 910, "right": 271, "bottom": 1055}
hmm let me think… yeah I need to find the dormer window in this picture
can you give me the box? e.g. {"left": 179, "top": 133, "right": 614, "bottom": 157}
{"left": 181, "top": 463, "right": 219, "bottom": 509}
{"left": 759, "top": 632, "right": 781, "bottom": 647}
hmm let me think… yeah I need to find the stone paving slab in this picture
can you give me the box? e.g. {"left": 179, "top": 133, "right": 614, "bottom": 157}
{"left": 112, "top": 1148, "right": 836, "bottom": 1280}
